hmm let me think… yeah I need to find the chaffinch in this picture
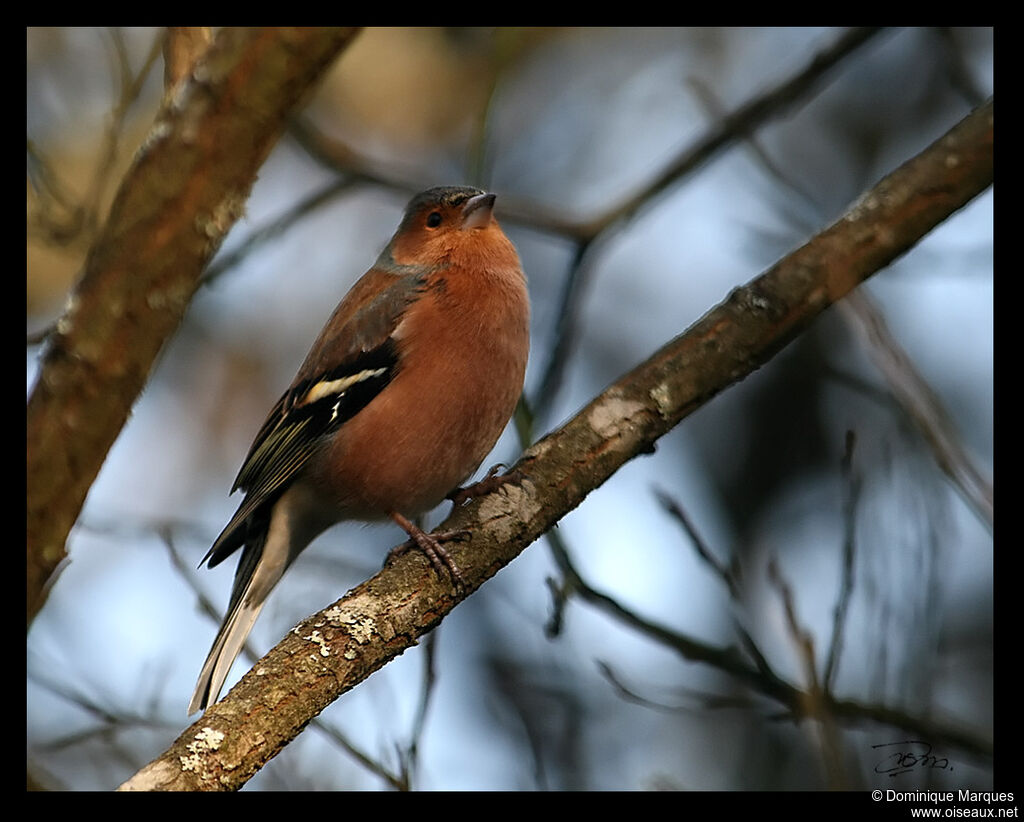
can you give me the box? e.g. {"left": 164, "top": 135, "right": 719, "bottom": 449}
{"left": 188, "top": 186, "right": 530, "bottom": 715}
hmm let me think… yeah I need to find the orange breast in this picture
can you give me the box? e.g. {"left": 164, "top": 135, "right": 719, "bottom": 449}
{"left": 305, "top": 259, "right": 529, "bottom": 519}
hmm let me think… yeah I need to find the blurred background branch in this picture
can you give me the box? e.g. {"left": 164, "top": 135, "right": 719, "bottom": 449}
{"left": 838, "top": 290, "right": 993, "bottom": 528}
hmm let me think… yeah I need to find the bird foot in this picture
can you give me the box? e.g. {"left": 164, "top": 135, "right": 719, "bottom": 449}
{"left": 387, "top": 512, "right": 469, "bottom": 590}
{"left": 447, "top": 464, "right": 522, "bottom": 508}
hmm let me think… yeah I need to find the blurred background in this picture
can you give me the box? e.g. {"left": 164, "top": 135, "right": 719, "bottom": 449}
{"left": 27, "top": 27, "right": 993, "bottom": 791}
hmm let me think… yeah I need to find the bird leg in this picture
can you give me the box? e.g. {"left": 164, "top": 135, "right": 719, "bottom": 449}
{"left": 447, "top": 464, "right": 523, "bottom": 508}
{"left": 387, "top": 511, "right": 469, "bottom": 590}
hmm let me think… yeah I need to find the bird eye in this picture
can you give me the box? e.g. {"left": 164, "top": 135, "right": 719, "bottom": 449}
{"left": 426, "top": 212, "right": 443, "bottom": 228}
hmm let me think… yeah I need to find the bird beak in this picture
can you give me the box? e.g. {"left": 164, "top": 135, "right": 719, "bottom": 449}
{"left": 461, "top": 192, "right": 496, "bottom": 230}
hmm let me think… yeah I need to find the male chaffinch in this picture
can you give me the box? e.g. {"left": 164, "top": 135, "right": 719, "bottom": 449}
{"left": 188, "top": 186, "right": 529, "bottom": 715}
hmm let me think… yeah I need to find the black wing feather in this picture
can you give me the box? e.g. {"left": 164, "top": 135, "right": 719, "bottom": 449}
{"left": 202, "top": 340, "right": 398, "bottom": 569}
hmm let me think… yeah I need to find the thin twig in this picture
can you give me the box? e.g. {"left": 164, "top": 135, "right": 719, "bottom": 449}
{"left": 767, "top": 560, "right": 848, "bottom": 788}
{"left": 653, "top": 488, "right": 788, "bottom": 684}
{"left": 87, "top": 28, "right": 164, "bottom": 237}
{"left": 532, "top": 238, "right": 591, "bottom": 422}
{"left": 839, "top": 289, "right": 993, "bottom": 529}
{"left": 399, "top": 629, "right": 439, "bottom": 791}
{"left": 288, "top": 117, "right": 426, "bottom": 199}
{"left": 825, "top": 430, "right": 860, "bottom": 693}
{"left": 560, "top": 540, "right": 991, "bottom": 760}
{"left": 202, "top": 178, "right": 361, "bottom": 286}
{"left": 654, "top": 488, "right": 739, "bottom": 598}
{"left": 597, "top": 661, "right": 761, "bottom": 714}
{"left": 26, "top": 140, "right": 86, "bottom": 244}
{"left": 685, "top": 74, "right": 823, "bottom": 219}
{"left": 26, "top": 29, "right": 163, "bottom": 250}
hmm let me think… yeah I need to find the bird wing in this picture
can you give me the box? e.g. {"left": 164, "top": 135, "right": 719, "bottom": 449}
{"left": 202, "top": 268, "right": 427, "bottom": 568}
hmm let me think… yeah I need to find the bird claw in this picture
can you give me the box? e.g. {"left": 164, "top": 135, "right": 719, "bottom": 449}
{"left": 447, "top": 464, "right": 522, "bottom": 508}
{"left": 387, "top": 514, "right": 469, "bottom": 591}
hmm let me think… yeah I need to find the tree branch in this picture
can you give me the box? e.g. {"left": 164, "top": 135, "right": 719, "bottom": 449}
{"left": 26, "top": 27, "right": 362, "bottom": 626}
{"left": 118, "top": 99, "right": 992, "bottom": 791}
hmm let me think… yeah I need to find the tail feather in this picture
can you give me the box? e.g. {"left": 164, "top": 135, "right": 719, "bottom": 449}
{"left": 188, "top": 529, "right": 286, "bottom": 715}
{"left": 189, "top": 484, "right": 329, "bottom": 714}
{"left": 188, "top": 592, "right": 267, "bottom": 715}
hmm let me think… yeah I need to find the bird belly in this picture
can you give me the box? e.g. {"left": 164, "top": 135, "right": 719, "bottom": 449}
{"left": 309, "top": 310, "right": 527, "bottom": 518}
